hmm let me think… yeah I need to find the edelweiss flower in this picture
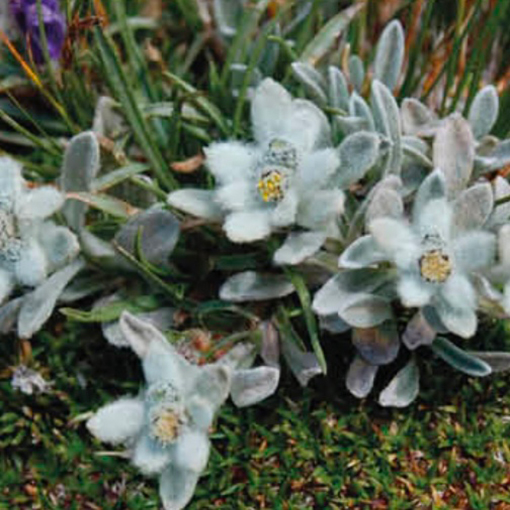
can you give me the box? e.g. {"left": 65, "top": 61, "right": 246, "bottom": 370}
{"left": 168, "top": 78, "right": 343, "bottom": 245}
{"left": 87, "top": 312, "right": 231, "bottom": 510}
{"left": 340, "top": 169, "right": 496, "bottom": 338}
{"left": 0, "top": 157, "right": 78, "bottom": 302}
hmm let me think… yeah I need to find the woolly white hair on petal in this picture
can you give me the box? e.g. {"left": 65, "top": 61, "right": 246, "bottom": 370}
{"left": 87, "top": 397, "right": 145, "bottom": 445}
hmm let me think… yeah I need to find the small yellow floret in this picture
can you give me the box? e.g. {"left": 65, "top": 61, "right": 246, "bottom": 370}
{"left": 419, "top": 250, "right": 452, "bottom": 283}
{"left": 151, "top": 409, "right": 182, "bottom": 444}
{"left": 258, "top": 170, "right": 285, "bottom": 202}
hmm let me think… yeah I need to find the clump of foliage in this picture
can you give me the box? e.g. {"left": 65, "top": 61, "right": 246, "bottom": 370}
{"left": 1, "top": 0, "right": 510, "bottom": 508}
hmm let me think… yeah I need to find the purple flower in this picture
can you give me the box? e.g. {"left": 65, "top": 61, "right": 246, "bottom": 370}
{"left": 10, "top": 0, "right": 66, "bottom": 62}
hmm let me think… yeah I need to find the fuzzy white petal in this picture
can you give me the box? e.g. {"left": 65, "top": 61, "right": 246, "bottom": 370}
{"left": 215, "top": 180, "right": 257, "bottom": 212}
{"left": 339, "top": 235, "right": 387, "bottom": 268}
{"left": 453, "top": 231, "right": 496, "bottom": 273}
{"left": 440, "top": 273, "right": 476, "bottom": 311}
{"left": 274, "top": 231, "right": 326, "bottom": 265}
{"left": 416, "top": 198, "right": 452, "bottom": 241}
{"left": 167, "top": 189, "right": 223, "bottom": 220}
{"left": 87, "top": 397, "right": 144, "bottom": 444}
{"left": 131, "top": 433, "right": 172, "bottom": 475}
{"left": 0, "top": 157, "right": 23, "bottom": 209}
{"left": 297, "top": 189, "right": 345, "bottom": 230}
{"left": 397, "top": 275, "right": 433, "bottom": 307}
{"left": 172, "top": 430, "right": 210, "bottom": 473}
{"left": 223, "top": 210, "right": 272, "bottom": 243}
{"left": 119, "top": 312, "right": 195, "bottom": 389}
{"left": 369, "top": 218, "right": 419, "bottom": 269}
{"left": 251, "top": 79, "right": 293, "bottom": 144}
{"left": 204, "top": 141, "right": 256, "bottom": 185}
{"left": 16, "top": 187, "right": 64, "bottom": 220}
{"left": 282, "top": 99, "right": 331, "bottom": 151}
{"left": 159, "top": 465, "right": 200, "bottom": 510}
{"left": 0, "top": 269, "right": 14, "bottom": 303}
{"left": 270, "top": 189, "right": 298, "bottom": 227}
{"left": 298, "top": 148, "right": 340, "bottom": 189}
{"left": 14, "top": 240, "right": 48, "bottom": 287}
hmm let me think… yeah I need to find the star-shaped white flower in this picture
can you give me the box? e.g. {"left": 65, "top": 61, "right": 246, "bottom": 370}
{"left": 340, "top": 169, "right": 496, "bottom": 338}
{"left": 87, "top": 312, "right": 231, "bottom": 510}
{"left": 0, "top": 157, "right": 78, "bottom": 303}
{"left": 168, "top": 79, "right": 343, "bottom": 248}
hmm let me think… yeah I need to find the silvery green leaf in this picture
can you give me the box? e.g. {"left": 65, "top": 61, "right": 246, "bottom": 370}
{"left": 213, "top": 0, "right": 243, "bottom": 36}
{"left": 18, "top": 258, "right": 85, "bottom": 338}
{"left": 273, "top": 231, "right": 326, "bottom": 266}
{"left": 346, "top": 355, "right": 378, "bottom": 398}
{"left": 337, "top": 131, "right": 381, "bottom": 188}
{"left": 230, "top": 366, "right": 280, "bottom": 407}
{"left": 312, "top": 269, "right": 390, "bottom": 316}
{"left": 299, "top": 3, "right": 363, "bottom": 64}
{"left": 352, "top": 320, "right": 400, "bottom": 365}
{"left": 339, "top": 235, "right": 386, "bottom": 269}
{"left": 339, "top": 293, "right": 393, "bottom": 328}
{"left": 319, "top": 314, "right": 351, "bottom": 334}
{"left": 349, "top": 92, "right": 375, "bottom": 131}
{"left": 452, "top": 182, "right": 493, "bottom": 232}
{"left": 433, "top": 113, "right": 475, "bottom": 196}
{"left": 374, "top": 20, "right": 405, "bottom": 91}
{"left": 58, "top": 274, "right": 109, "bottom": 303}
{"left": 400, "top": 98, "right": 437, "bottom": 136}
{"left": 230, "top": 63, "right": 263, "bottom": 98}
{"left": 79, "top": 230, "right": 127, "bottom": 270}
{"left": 291, "top": 62, "right": 328, "bottom": 106}
{"left": 431, "top": 337, "right": 492, "bottom": 377}
{"left": 371, "top": 80, "right": 402, "bottom": 175}
{"left": 260, "top": 321, "right": 280, "bottom": 367}
{"left": 378, "top": 358, "right": 419, "bottom": 408}
{"left": 400, "top": 162, "right": 428, "bottom": 197}
{"left": 61, "top": 131, "right": 101, "bottom": 231}
{"left": 334, "top": 115, "right": 369, "bottom": 135}
{"left": 476, "top": 135, "right": 499, "bottom": 156}
{"left": 468, "top": 85, "right": 499, "bottom": 139}
{"left": 328, "top": 66, "right": 349, "bottom": 111}
{"left": 475, "top": 140, "right": 510, "bottom": 174}
{"left": 0, "top": 297, "right": 23, "bottom": 334}
{"left": 402, "top": 311, "right": 436, "bottom": 350}
{"left": 348, "top": 55, "right": 365, "bottom": 92}
{"left": 472, "top": 274, "right": 503, "bottom": 303}
{"left": 114, "top": 206, "right": 180, "bottom": 268}
{"left": 220, "top": 271, "right": 295, "bottom": 302}
{"left": 422, "top": 305, "right": 448, "bottom": 334}
{"left": 467, "top": 352, "right": 510, "bottom": 373}
{"left": 167, "top": 189, "right": 223, "bottom": 220}
{"left": 216, "top": 342, "right": 257, "bottom": 370}
{"left": 402, "top": 136, "right": 433, "bottom": 168}
{"left": 40, "top": 224, "right": 80, "bottom": 272}
{"left": 281, "top": 336, "right": 323, "bottom": 387}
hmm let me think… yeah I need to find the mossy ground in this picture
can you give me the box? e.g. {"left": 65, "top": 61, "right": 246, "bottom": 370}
{"left": 2, "top": 320, "right": 510, "bottom": 509}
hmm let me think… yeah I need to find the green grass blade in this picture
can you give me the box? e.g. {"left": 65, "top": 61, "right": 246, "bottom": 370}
{"left": 93, "top": 27, "right": 176, "bottom": 190}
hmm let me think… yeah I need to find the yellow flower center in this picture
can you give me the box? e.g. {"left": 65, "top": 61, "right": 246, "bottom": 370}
{"left": 151, "top": 408, "right": 183, "bottom": 444}
{"left": 419, "top": 250, "right": 452, "bottom": 283}
{"left": 258, "top": 170, "right": 284, "bottom": 203}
